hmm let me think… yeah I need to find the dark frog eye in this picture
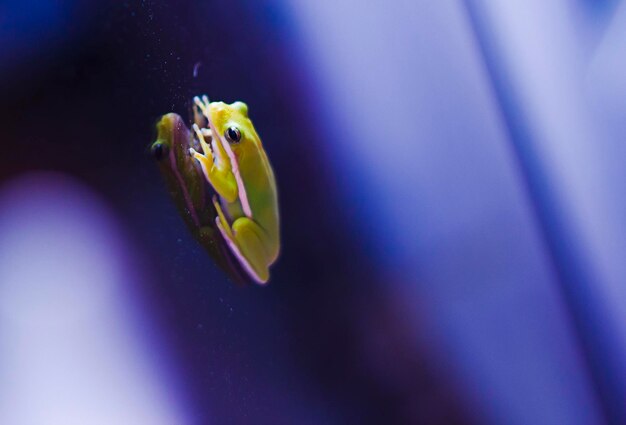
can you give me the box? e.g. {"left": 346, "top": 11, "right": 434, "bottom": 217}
{"left": 224, "top": 126, "right": 242, "bottom": 144}
{"left": 151, "top": 142, "right": 168, "bottom": 160}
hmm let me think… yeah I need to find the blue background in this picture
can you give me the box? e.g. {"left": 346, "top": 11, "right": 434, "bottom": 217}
{"left": 1, "top": 1, "right": 625, "bottom": 424}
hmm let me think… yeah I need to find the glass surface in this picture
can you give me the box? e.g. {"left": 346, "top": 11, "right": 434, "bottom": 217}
{"left": 1, "top": 1, "right": 625, "bottom": 424}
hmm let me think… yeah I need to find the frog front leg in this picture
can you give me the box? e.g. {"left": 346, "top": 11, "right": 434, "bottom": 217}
{"left": 189, "top": 123, "right": 238, "bottom": 203}
{"left": 212, "top": 198, "right": 271, "bottom": 284}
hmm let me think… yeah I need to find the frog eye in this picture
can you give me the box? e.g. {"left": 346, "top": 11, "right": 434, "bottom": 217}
{"left": 151, "top": 142, "right": 168, "bottom": 160}
{"left": 225, "top": 126, "right": 242, "bottom": 144}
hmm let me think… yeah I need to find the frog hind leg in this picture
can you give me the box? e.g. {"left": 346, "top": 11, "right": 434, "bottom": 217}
{"left": 213, "top": 199, "right": 270, "bottom": 284}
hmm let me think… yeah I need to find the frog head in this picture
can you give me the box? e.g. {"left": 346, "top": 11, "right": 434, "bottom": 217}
{"left": 151, "top": 113, "right": 205, "bottom": 226}
{"left": 207, "top": 101, "right": 263, "bottom": 165}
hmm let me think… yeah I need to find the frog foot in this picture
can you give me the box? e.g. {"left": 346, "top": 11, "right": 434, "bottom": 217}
{"left": 190, "top": 123, "right": 214, "bottom": 167}
{"left": 193, "top": 95, "right": 211, "bottom": 122}
{"left": 192, "top": 123, "right": 213, "bottom": 155}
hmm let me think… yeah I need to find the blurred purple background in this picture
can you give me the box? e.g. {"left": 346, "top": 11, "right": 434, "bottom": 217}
{"left": 1, "top": 1, "right": 625, "bottom": 424}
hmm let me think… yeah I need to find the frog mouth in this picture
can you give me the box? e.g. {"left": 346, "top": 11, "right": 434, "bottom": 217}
{"left": 195, "top": 95, "right": 252, "bottom": 219}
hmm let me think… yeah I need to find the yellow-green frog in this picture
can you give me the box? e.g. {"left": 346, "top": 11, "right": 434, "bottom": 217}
{"left": 190, "top": 96, "right": 279, "bottom": 284}
{"left": 151, "top": 112, "right": 250, "bottom": 285}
